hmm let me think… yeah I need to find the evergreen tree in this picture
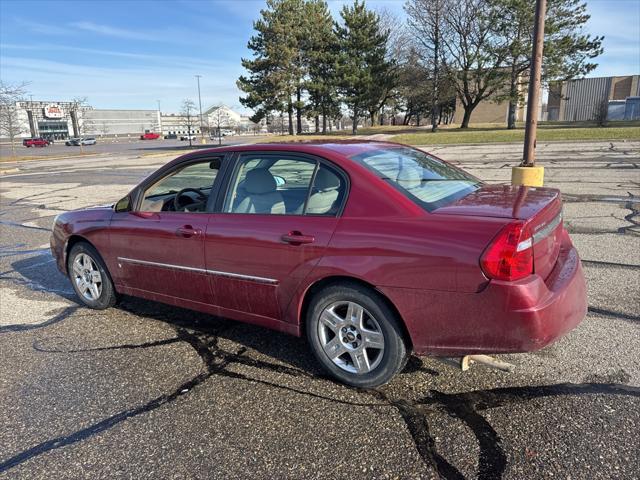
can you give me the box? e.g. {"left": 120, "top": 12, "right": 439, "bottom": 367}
{"left": 303, "top": 0, "right": 340, "bottom": 133}
{"left": 238, "top": 0, "right": 306, "bottom": 135}
{"left": 335, "top": 0, "right": 393, "bottom": 134}
{"left": 490, "top": 0, "right": 603, "bottom": 129}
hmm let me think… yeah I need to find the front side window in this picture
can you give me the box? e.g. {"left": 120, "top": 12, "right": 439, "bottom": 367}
{"left": 140, "top": 158, "right": 221, "bottom": 212}
{"left": 224, "top": 155, "right": 345, "bottom": 216}
{"left": 350, "top": 146, "right": 481, "bottom": 211}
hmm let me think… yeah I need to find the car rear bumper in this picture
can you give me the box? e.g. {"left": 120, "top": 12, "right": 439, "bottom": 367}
{"left": 381, "top": 230, "right": 587, "bottom": 356}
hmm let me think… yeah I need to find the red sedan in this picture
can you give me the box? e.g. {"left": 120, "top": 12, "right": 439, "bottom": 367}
{"left": 140, "top": 132, "right": 160, "bottom": 140}
{"left": 23, "top": 137, "right": 50, "bottom": 147}
{"left": 50, "top": 142, "right": 587, "bottom": 387}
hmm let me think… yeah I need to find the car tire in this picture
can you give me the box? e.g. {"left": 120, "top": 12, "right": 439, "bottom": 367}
{"left": 306, "top": 283, "right": 408, "bottom": 388}
{"left": 67, "top": 242, "right": 118, "bottom": 310}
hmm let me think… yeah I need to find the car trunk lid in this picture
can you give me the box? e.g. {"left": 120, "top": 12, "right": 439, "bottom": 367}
{"left": 433, "top": 184, "right": 563, "bottom": 280}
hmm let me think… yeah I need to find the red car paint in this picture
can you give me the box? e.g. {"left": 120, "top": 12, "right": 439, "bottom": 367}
{"left": 50, "top": 142, "right": 587, "bottom": 355}
{"left": 23, "top": 137, "right": 50, "bottom": 147}
{"left": 140, "top": 132, "right": 160, "bottom": 140}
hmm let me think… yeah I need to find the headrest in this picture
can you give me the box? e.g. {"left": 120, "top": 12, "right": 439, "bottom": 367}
{"left": 396, "top": 164, "right": 423, "bottom": 189}
{"left": 314, "top": 168, "right": 341, "bottom": 191}
{"left": 245, "top": 168, "right": 277, "bottom": 194}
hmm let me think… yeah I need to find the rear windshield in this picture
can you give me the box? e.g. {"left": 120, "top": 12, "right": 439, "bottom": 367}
{"left": 350, "top": 145, "right": 481, "bottom": 211}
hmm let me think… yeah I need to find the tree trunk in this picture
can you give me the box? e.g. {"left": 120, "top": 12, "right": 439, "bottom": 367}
{"left": 460, "top": 105, "right": 473, "bottom": 129}
{"left": 287, "top": 101, "right": 294, "bottom": 136}
{"left": 315, "top": 115, "right": 319, "bottom": 133}
{"left": 507, "top": 101, "right": 517, "bottom": 130}
{"left": 507, "top": 64, "right": 519, "bottom": 129}
{"left": 322, "top": 106, "right": 327, "bottom": 134}
{"left": 431, "top": 8, "right": 440, "bottom": 133}
{"left": 352, "top": 108, "right": 358, "bottom": 134}
{"left": 369, "top": 110, "right": 378, "bottom": 127}
{"left": 296, "top": 87, "right": 302, "bottom": 135}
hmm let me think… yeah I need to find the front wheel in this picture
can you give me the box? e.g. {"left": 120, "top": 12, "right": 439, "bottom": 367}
{"left": 306, "top": 283, "right": 408, "bottom": 388}
{"left": 67, "top": 242, "right": 117, "bottom": 309}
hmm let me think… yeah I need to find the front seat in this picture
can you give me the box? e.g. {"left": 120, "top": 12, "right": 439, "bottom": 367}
{"left": 303, "top": 167, "right": 341, "bottom": 215}
{"left": 234, "top": 168, "right": 286, "bottom": 214}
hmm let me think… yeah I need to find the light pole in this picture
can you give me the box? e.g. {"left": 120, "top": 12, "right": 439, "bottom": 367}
{"left": 512, "top": 0, "right": 546, "bottom": 187}
{"left": 195, "top": 75, "right": 204, "bottom": 143}
{"left": 156, "top": 100, "right": 162, "bottom": 135}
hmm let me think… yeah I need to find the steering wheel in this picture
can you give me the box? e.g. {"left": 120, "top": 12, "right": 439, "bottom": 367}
{"left": 173, "top": 187, "right": 208, "bottom": 212}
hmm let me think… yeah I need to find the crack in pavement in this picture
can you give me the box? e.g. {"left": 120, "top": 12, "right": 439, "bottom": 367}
{"left": 588, "top": 306, "right": 640, "bottom": 322}
{"left": 1, "top": 304, "right": 639, "bottom": 478}
{"left": 581, "top": 259, "right": 640, "bottom": 270}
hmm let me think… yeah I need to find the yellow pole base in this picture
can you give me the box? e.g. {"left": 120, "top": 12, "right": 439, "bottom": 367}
{"left": 511, "top": 166, "right": 544, "bottom": 187}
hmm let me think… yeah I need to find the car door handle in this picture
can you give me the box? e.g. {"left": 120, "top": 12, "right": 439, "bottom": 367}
{"left": 176, "top": 225, "right": 202, "bottom": 238}
{"left": 281, "top": 231, "right": 315, "bottom": 245}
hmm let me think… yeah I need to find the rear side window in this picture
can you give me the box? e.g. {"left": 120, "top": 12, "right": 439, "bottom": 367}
{"left": 350, "top": 146, "right": 481, "bottom": 211}
{"left": 223, "top": 155, "right": 346, "bottom": 216}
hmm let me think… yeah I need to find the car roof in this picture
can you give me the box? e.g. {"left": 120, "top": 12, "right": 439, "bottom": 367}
{"left": 182, "top": 140, "right": 405, "bottom": 159}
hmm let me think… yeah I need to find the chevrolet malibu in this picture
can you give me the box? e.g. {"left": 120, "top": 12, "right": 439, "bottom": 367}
{"left": 50, "top": 142, "right": 587, "bottom": 387}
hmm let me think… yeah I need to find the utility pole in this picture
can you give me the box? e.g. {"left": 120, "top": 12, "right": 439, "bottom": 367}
{"left": 195, "top": 75, "right": 204, "bottom": 143}
{"left": 522, "top": 0, "right": 546, "bottom": 167}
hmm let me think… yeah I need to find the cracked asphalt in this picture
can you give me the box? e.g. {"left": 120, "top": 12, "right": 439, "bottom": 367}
{"left": 1, "top": 140, "right": 639, "bottom": 479}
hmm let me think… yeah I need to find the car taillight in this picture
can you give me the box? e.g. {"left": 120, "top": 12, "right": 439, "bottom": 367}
{"left": 480, "top": 221, "right": 533, "bottom": 281}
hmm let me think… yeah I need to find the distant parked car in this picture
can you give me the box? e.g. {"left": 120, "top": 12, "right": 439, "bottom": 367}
{"left": 66, "top": 138, "right": 96, "bottom": 146}
{"left": 23, "top": 138, "right": 50, "bottom": 147}
{"left": 140, "top": 132, "right": 160, "bottom": 140}
{"left": 211, "top": 129, "right": 234, "bottom": 139}
{"left": 164, "top": 134, "right": 178, "bottom": 140}
{"left": 180, "top": 134, "right": 197, "bottom": 141}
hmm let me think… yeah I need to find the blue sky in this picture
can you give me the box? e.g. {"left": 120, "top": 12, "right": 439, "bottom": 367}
{"left": 1, "top": 0, "right": 638, "bottom": 113}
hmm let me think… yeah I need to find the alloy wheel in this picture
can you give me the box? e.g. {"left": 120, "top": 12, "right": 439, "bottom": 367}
{"left": 72, "top": 253, "right": 103, "bottom": 301}
{"left": 317, "top": 301, "right": 385, "bottom": 374}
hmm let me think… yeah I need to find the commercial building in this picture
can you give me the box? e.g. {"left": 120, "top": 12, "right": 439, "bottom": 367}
{"left": 547, "top": 75, "right": 640, "bottom": 121}
{"left": 448, "top": 74, "right": 639, "bottom": 125}
{"left": 203, "top": 105, "right": 265, "bottom": 134}
{"left": 84, "top": 109, "right": 160, "bottom": 136}
{"left": 159, "top": 113, "right": 202, "bottom": 137}
{"left": 5, "top": 100, "right": 161, "bottom": 140}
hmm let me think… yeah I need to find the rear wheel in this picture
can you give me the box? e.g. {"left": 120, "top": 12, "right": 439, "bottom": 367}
{"left": 306, "top": 283, "right": 408, "bottom": 388}
{"left": 67, "top": 242, "right": 117, "bottom": 309}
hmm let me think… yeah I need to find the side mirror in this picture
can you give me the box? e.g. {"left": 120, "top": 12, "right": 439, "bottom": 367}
{"left": 273, "top": 175, "right": 286, "bottom": 187}
{"left": 114, "top": 195, "right": 131, "bottom": 213}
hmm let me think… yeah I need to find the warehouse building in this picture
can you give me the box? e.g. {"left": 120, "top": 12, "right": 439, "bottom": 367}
{"left": 547, "top": 75, "right": 640, "bottom": 121}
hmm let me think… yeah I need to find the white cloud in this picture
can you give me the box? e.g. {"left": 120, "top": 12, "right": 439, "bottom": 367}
{"left": 68, "top": 21, "right": 160, "bottom": 41}
{"left": 0, "top": 56, "right": 246, "bottom": 112}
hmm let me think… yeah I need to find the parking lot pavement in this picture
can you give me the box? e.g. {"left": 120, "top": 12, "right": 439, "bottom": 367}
{"left": 1, "top": 141, "right": 638, "bottom": 479}
{"left": 0, "top": 135, "right": 267, "bottom": 161}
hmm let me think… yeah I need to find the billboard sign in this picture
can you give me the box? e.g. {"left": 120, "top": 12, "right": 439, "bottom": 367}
{"left": 44, "top": 104, "right": 64, "bottom": 119}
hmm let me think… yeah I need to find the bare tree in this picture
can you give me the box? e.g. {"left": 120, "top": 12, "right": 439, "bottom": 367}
{"left": 405, "top": 0, "right": 449, "bottom": 131}
{"left": 69, "top": 97, "right": 93, "bottom": 151}
{"left": 0, "top": 81, "right": 29, "bottom": 158}
{"left": 441, "top": 0, "right": 509, "bottom": 128}
{"left": 99, "top": 122, "right": 110, "bottom": 138}
{"left": 209, "top": 104, "right": 225, "bottom": 146}
{"left": 180, "top": 99, "right": 197, "bottom": 147}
